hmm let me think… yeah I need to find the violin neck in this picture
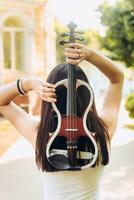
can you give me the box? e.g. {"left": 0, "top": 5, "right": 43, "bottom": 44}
{"left": 67, "top": 63, "right": 77, "bottom": 116}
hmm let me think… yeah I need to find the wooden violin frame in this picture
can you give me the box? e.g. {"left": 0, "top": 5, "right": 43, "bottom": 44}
{"left": 46, "top": 22, "right": 99, "bottom": 170}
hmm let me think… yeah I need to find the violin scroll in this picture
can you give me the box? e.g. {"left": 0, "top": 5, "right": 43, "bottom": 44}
{"left": 59, "top": 22, "right": 84, "bottom": 45}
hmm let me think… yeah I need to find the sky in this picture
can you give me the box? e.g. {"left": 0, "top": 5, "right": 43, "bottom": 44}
{"left": 52, "top": 0, "right": 117, "bottom": 34}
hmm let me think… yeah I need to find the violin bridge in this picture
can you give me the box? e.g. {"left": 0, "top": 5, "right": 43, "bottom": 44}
{"left": 65, "top": 128, "right": 78, "bottom": 131}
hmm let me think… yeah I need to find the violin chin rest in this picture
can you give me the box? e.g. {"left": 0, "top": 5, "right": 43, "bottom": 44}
{"left": 48, "top": 154, "right": 70, "bottom": 170}
{"left": 48, "top": 154, "right": 81, "bottom": 171}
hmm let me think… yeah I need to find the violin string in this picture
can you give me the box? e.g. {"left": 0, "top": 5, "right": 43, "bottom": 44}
{"left": 74, "top": 74, "right": 76, "bottom": 150}
{"left": 67, "top": 76, "right": 69, "bottom": 150}
{"left": 74, "top": 79, "right": 76, "bottom": 149}
{"left": 67, "top": 95, "right": 68, "bottom": 150}
{"left": 71, "top": 32, "right": 74, "bottom": 150}
{"left": 71, "top": 69, "right": 74, "bottom": 147}
{"left": 74, "top": 77, "right": 76, "bottom": 149}
{"left": 76, "top": 88, "right": 77, "bottom": 151}
{"left": 66, "top": 66, "right": 69, "bottom": 150}
{"left": 72, "top": 71, "right": 75, "bottom": 146}
{"left": 73, "top": 72, "right": 75, "bottom": 147}
{"left": 69, "top": 68, "right": 71, "bottom": 148}
{"left": 72, "top": 75, "right": 75, "bottom": 146}
{"left": 73, "top": 81, "right": 74, "bottom": 148}
{"left": 70, "top": 69, "right": 72, "bottom": 145}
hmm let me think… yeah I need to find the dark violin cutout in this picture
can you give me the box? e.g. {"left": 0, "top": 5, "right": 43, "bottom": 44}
{"left": 46, "top": 22, "right": 99, "bottom": 170}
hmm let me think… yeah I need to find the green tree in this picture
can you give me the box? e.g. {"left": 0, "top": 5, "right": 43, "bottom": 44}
{"left": 125, "top": 93, "right": 134, "bottom": 118}
{"left": 98, "top": 0, "right": 134, "bottom": 67}
{"left": 55, "top": 21, "right": 67, "bottom": 64}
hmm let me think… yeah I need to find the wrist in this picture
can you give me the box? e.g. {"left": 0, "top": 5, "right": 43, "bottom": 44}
{"left": 21, "top": 77, "right": 34, "bottom": 93}
{"left": 85, "top": 48, "right": 93, "bottom": 62}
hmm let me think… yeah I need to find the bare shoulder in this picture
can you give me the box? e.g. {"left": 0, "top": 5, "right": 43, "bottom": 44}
{"left": 0, "top": 102, "right": 41, "bottom": 147}
{"left": 99, "top": 77, "right": 124, "bottom": 140}
{"left": 99, "top": 114, "right": 116, "bottom": 142}
{"left": 25, "top": 115, "right": 41, "bottom": 148}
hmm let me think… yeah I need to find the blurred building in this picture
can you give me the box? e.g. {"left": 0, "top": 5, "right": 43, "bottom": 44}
{"left": 0, "top": 0, "right": 56, "bottom": 114}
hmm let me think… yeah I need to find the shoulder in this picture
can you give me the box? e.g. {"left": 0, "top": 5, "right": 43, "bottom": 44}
{"left": 99, "top": 113, "right": 117, "bottom": 141}
{"left": 30, "top": 115, "right": 41, "bottom": 128}
{"left": 99, "top": 77, "right": 124, "bottom": 140}
{"left": 25, "top": 115, "right": 41, "bottom": 148}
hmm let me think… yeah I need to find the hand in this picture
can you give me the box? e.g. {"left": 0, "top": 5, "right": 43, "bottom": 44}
{"left": 23, "top": 77, "right": 56, "bottom": 103}
{"left": 64, "top": 43, "right": 92, "bottom": 65}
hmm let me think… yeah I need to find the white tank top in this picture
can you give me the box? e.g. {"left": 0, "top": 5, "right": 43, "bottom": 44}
{"left": 42, "top": 165, "right": 105, "bottom": 200}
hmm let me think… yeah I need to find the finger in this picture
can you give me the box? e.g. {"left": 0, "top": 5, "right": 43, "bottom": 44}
{"left": 67, "top": 43, "right": 83, "bottom": 49}
{"left": 64, "top": 48, "right": 80, "bottom": 54}
{"left": 64, "top": 52, "right": 80, "bottom": 59}
{"left": 44, "top": 97, "right": 57, "bottom": 103}
{"left": 42, "top": 81, "right": 55, "bottom": 88}
{"left": 41, "top": 86, "right": 55, "bottom": 92}
{"left": 66, "top": 58, "right": 80, "bottom": 65}
{"left": 43, "top": 92, "right": 56, "bottom": 98}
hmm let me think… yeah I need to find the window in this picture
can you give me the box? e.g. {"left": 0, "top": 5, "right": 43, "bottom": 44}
{"left": 3, "top": 16, "right": 25, "bottom": 70}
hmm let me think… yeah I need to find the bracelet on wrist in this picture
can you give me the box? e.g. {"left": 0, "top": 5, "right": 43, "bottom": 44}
{"left": 17, "top": 79, "right": 26, "bottom": 95}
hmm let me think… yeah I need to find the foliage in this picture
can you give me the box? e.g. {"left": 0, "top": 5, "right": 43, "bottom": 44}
{"left": 55, "top": 21, "right": 68, "bottom": 64}
{"left": 98, "top": 0, "right": 134, "bottom": 67}
{"left": 55, "top": 21, "right": 100, "bottom": 64}
{"left": 125, "top": 93, "right": 134, "bottom": 118}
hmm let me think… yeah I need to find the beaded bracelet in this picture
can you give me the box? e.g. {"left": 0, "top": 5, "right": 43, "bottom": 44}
{"left": 17, "top": 79, "right": 26, "bottom": 95}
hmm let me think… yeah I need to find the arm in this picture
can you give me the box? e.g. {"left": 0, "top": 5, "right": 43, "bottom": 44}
{"left": 64, "top": 43, "right": 124, "bottom": 139}
{"left": 0, "top": 77, "right": 56, "bottom": 147}
{"left": 0, "top": 77, "right": 56, "bottom": 106}
{"left": 87, "top": 49, "right": 124, "bottom": 139}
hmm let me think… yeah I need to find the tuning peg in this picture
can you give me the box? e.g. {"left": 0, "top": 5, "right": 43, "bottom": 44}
{"left": 75, "top": 31, "right": 84, "bottom": 34}
{"left": 75, "top": 37, "right": 84, "bottom": 41}
{"left": 61, "top": 33, "right": 69, "bottom": 37}
{"left": 59, "top": 40, "right": 69, "bottom": 45}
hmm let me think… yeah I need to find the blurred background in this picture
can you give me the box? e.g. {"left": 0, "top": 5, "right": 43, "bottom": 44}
{"left": 0, "top": 0, "right": 134, "bottom": 199}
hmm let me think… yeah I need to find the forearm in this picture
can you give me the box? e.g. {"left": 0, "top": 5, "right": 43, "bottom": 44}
{"left": 65, "top": 43, "right": 124, "bottom": 83}
{"left": 87, "top": 49, "right": 124, "bottom": 83}
{"left": 0, "top": 78, "right": 32, "bottom": 106}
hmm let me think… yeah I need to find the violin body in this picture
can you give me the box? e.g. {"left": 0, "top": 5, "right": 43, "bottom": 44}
{"left": 46, "top": 22, "right": 99, "bottom": 170}
{"left": 46, "top": 79, "right": 99, "bottom": 170}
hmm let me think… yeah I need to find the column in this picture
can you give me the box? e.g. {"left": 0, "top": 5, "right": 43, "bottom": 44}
{"left": 11, "top": 30, "right": 16, "bottom": 71}
{"left": 0, "top": 30, "right": 4, "bottom": 83}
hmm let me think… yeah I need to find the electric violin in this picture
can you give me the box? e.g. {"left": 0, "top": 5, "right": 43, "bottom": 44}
{"left": 46, "top": 22, "right": 99, "bottom": 170}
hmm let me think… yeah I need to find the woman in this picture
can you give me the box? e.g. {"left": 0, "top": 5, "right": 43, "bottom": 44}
{"left": 0, "top": 43, "right": 124, "bottom": 200}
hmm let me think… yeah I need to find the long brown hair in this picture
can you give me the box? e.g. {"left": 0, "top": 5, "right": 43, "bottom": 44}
{"left": 36, "top": 63, "right": 110, "bottom": 172}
